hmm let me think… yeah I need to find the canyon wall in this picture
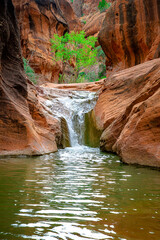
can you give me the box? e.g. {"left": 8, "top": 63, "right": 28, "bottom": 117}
{"left": 0, "top": 0, "right": 61, "bottom": 156}
{"left": 95, "top": 0, "right": 160, "bottom": 167}
{"left": 12, "top": 0, "right": 81, "bottom": 83}
{"left": 83, "top": 12, "right": 106, "bottom": 39}
{"left": 94, "top": 58, "right": 160, "bottom": 167}
{"left": 72, "top": 0, "right": 114, "bottom": 17}
{"left": 99, "top": 0, "right": 160, "bottom": 71}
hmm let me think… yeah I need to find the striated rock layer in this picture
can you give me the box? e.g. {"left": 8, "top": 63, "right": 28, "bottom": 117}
{"left": 94, "top": 59, "right": 160, "bottom": 167}
{"left": 99, "top": 0, "right": 160, "bottom": 71}
{"left": 83, "top": 12, "right": 106, "bottom": 39}
{"left": 41, "top": 79, "right": 105, "bottom": 92}
{"left": 0, "top": 0, "right": 61, "bottom": 156}
{"left": 12, "top": 0, "right": 81, "bottom": 83}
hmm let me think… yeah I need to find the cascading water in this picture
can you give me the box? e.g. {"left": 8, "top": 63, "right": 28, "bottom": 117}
{"left": 44, "top": 88, "right": 98, "bottom": 147}
{"left": 0, "top": 88, "right": 159, "bottom": 240}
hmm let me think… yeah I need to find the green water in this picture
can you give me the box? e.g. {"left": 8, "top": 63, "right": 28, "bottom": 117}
{"left": 0, "top": 146, "right": 160, "bottom": 240}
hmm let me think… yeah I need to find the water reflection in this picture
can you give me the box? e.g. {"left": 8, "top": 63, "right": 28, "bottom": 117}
{"left": 0, "top": 146, "right": 160, "bottom": 239}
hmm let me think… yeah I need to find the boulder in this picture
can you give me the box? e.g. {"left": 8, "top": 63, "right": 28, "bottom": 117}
{"left": 94, "top": 59, "right": 160, "bottom": 167}
{"left": 0, "top": 0, "right": 61, "bottom": 156}
{"left": 99, "top": 0, "right": 160, "bottom": 71}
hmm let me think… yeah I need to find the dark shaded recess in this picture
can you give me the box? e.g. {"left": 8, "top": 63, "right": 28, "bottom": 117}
{"left": 35, "top": 0, "right": 68, "bottom": 34}
{"left": 150, "top": 117, "right": 160, "bottom": 128}
{"left": 126, "top": 1, "right": 141, "bottom": 65}
{"left": 84, "top": 111, "right": 102, "bottom": 148}
{"left": 29, "top": 14, "right": 35, "bottom": 31}
{"left": 59, "top": 117, "right": 70, "bottom": 148}
{"left": 114, "top": 88, "right": 130, "bottom": 95}
{"left": 143, "top": 0, "right": 155, "bottom": 48}
{"left": 0, "top": 0, "right": 6, "bottom": 15}
{"left": 154, "top": 43, "right": 160, "bottom": 58}
{"left": 0, "top": 0, "right": 27, "bottom": 98}
{"left": 51, "top": 1, "right": 58, "bottom": 11}
{"left": 157, "top": 0, "right": 160, "bottom": 19}
{"left": 63, "top": 29, "right": 68, "bottom": 36}
{"left": 35, "top": 0, "right": 53, "bottom": 6}
{"left": 119, "top": 3, "right": 124, "bottom": 24}
{"left": 119, "top": 3, "right": 131, "bottom": 66}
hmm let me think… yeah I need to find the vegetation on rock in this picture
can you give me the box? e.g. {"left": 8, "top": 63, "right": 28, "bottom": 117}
{"left": 23, "top": 58, "right": 38, "bottom": 84}
{"left": 98, "top": 0, "right": 111, "bottom": 12}
{"left": 51, "top": 31, "right": 106, "bottom": 83}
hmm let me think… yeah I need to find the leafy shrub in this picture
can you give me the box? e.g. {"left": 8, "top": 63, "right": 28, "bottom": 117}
{"left": 98, "top": 0, "right": 111, "bottom": 12}
{"left": 81, "top": 19, "right": 86, "bottom": 25}
{"left": 23, "top": 58, "right": 37, "bottom": 84}
{"left": 77, "top": 71, "right": 99, "bottom": 83}
{"left": 98, "top": 64, "right": 106, "bottom": 78}
{"left": 96, "top": 46, "right": 106, "bottom": 79}
{"left": 97, "top": 45, "right": 106, "bottom": 58}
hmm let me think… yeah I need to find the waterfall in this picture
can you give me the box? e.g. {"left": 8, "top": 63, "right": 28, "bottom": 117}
{"left": 43, "top": 88, "right": 98, "bottom": 147}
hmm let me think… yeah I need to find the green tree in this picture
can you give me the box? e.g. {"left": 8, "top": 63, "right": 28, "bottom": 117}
{"left": 50, "top": 31, "right": 98, "bottom": 82}
{"left": 98, "top": 0, "right": 111, "bottom": 12}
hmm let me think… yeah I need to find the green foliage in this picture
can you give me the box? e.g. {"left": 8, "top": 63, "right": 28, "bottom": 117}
{"left": 97, "top": 45, "right": 106, "bottom": 58}
{"left": 98, "top": 0, "right": 111, "bottom": 12}
{"left": 51, "top": 31, "right": 98, "bottom": 82}
{"left": 98, "top": 64, "right": 106, "bottom": 78}
{"left": 76, "top": 71, "right": 100, "bottom": 83}
{"left": 81, "top": 19, "right": 87, "bottom": 25}
{"left": 23, "top": 58, "right": 37, "bottom": 84}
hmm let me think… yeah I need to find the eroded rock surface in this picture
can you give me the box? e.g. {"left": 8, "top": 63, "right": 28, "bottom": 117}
{"left": 83, "top": 12, "right": 106, "bottom": 39}
{"left": 99, "top": 0, "right": 160, "bottom": 71}
{"left": 94, "top": 59, "right": 160, "bottom": 167}
{"left": 0, "top": 0, "right": 61, "bottom": 156}
{"left": 41, "top": 79, "right": 105, "bottom": 92}
{"left": 13, "top": 0, "right": 81, "bottom": 83}
{"left": 72, "top": 0, "right": 113, "bottom": 17}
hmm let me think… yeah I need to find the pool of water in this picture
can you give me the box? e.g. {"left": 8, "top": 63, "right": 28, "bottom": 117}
{"left": 0, "top": 146, "right": 160, "bottom": 240}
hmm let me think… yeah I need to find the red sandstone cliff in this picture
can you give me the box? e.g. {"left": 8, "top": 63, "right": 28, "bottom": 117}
{"left": 83, "top": 12, "right": 106, "bottom": 39}
{"left": 12, "top": 0, "right": 81, "bottom": 83}
{"left": 0, "top": 0, "right": 61, "bottom": 155}
{"left": 99, "top": 0, "right": 160, "bottom": 71}
{"left": 94, "top": 0, "right": 160, "bottom": 167}
{"left": 94, "top": 59, "right": 160, "bottom": 167}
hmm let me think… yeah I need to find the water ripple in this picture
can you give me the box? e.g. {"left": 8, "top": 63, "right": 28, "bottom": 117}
{"left": 0, "top": 146, "right": 160, "bottom": 239}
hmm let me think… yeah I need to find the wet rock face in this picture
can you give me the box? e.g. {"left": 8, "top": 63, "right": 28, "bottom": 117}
{"left": 12, "top": 0, "right": 81, "bottom": 83}
{"left": 0, "top": 0, "right": 61, "bottom": 155}
{"left": 94, "top": 59, "right": 160, "bottom": 167}
{"left": 99, "top": 0, "right": 160, "bottom": 71}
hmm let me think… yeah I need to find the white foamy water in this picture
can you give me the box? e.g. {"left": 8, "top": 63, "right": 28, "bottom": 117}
{"left": 0, "top": 89, "right": 159, "bottom": 240}
{"left": 44, "top": 88, "right": 98, "bottom": 146}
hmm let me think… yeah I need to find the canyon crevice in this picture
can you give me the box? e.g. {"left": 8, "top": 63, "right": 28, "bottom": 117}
{"left": 12, "top": 0, "right": 81, "bottom": 83}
